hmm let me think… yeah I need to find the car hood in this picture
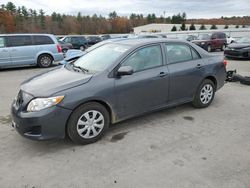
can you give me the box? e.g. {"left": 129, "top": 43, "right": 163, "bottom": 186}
{"left": 21, "top": 66, "right": 93, "bottom": 97}
{"left": 227, "top": 43, "right": 250, "bottom": 49}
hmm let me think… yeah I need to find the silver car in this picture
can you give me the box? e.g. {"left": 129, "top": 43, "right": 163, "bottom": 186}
{"left": 0, "top": 34, "right": 64, "bottom": 68}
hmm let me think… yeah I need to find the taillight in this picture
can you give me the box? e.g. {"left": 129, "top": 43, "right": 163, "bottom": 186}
{"left": 57, "top": 45, "right": 62, "bottom": 53}
{"left": 223, "top": 59, "right": 228, "bottom": 67}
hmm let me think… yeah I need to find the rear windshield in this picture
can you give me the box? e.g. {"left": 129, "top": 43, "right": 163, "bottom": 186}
{"left": 236, "top": 37, "right": 250, "bottom": 43}
{"left": 197, "top": 34, "right": 211, "bottom": 40}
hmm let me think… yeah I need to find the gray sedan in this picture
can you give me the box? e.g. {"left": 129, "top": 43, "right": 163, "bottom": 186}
{"left": 11, "top": 39, "right": 227, "bottom": 144}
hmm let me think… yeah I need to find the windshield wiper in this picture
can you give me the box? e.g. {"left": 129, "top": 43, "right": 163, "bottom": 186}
{"left": 72, "top": 64, "right": 89, "bottom": 73}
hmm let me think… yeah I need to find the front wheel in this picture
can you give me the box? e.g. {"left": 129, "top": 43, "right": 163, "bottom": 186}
{"left": 192, "top": 79, "right": 215, "bottom": 108}
{"left": 207, "top": 45, "right": 212, "bottom": 52}
{"left": 67, "top": 102, "right": 110, "bottom": 145}
{"left": 79, "top": 45, "right": 86, "bottom": 51}
{"left": 221, "top": 44, "right": 226, "bottom": 51}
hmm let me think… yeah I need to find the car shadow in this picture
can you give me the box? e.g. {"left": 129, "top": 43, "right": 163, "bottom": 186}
{"left": 16, "top": 103, "right": 194, "bottom": 153}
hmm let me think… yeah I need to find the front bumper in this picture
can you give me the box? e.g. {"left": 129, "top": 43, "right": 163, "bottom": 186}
{"left": 224, "top": 49, "right": 250, "bottom": 59}
{"left": 11, "top": 103, "right": 72, "bottom": 140}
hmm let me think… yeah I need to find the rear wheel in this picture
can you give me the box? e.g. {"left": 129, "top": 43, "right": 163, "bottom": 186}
{"left": 37, "top": 54, "right": 53, "bottom": 68}
{"left": 67, "top": 102, "right": 110, "bottom": 145}
{"left": 192, "top": 79, "right": 215, "bottom": 108}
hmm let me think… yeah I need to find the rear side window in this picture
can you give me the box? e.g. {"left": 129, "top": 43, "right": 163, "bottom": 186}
{"left": 0, "top": 37, "right": 5, "bottom": 48}
{"left": 8, "top": 36, "right": 32, "bottom": 47}
{"left": 165, "top": 43, "right": 193, "bottom": 64}
{"left": 33, "top": 36, "right": 54, "bottom": 45}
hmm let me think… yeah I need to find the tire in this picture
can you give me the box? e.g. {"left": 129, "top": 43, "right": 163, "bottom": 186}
{"left": 207, "top": 45, "right": 212, "bottom": 52}
{"left": 37, "top": 54, "right": 53, "bottom": 68}
{"left": 79, "top": 45, "right": 86, "bottom": 51}
{"left": 192, "top": 79, "right": 215, "bottom": 108}
{"left": 221, "top": 44, "right": 226, "bottom": 51}
{"left": 67, "top": 102, "right": 110, "bottom": 145}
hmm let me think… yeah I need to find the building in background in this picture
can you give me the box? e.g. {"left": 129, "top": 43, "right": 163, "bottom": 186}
{"left": 133, "top": 24, "right": 245, "bottom": 34}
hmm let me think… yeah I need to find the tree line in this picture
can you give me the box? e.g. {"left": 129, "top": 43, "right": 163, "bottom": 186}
{"left": 0, "top": 1, "right": 250, "bottom": 34}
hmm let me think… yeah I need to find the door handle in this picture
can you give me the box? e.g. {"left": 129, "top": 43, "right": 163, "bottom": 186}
{"left": 196, "top": 64, "right": 203, "bottom": 69}
{"left": 157, "top": 72, "right": 168, "bottom": 77}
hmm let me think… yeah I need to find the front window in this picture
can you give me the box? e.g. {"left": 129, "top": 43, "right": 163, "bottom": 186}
{"left": 72, "top": 43, "right": 130, "bottom": 73}
{"left": 121, "top": 45, "right": 163, "bottom": 72}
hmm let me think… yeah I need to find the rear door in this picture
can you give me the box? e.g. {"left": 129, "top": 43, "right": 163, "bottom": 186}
{"left": 0, "top": 36, "right": 12, "bottom": 67}
{"left": 165, "top": 43, "right": 205, "bottom": 103}
{"left": 114, "top": 44, "right": 169, "bottom": 119}
{"left": 7, "top": 35, "right": 37, "bottom": 66}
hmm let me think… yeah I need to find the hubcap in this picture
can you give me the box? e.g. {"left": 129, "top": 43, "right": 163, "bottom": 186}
{"left": 76, "top": 110, "right": 104, "bottom": 139}
{"left": 80, "top": 46, "right": 85, "bottom": 51}
{"left": 200, "top": 84, "right": 213, "bottom": 104}
{"left": 41, "top": 56, "right": 51, "bottom": 66}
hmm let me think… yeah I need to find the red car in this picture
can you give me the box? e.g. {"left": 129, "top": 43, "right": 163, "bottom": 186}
{"left": 192, "top": 32, "right": 227, "bottom": 52}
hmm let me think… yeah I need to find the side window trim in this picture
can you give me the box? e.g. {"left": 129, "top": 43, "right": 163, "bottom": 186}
{"left": 119, "top": 44, "right": 164, "bottom": 74}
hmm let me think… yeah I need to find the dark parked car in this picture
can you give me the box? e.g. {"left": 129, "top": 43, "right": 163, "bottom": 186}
{"left": 61, "top": 36, "right": 88, "bottom": 51}
{"left": 192, "top": 32, "right": 227, "bottom": 52}
{"left": 11, "top": 39, "right": 227, "bottom": 144}
{"left": 99, "top": 34, "right": 111, "bottom": 41}
{"left": 58, "top": 40, "right": 73, "bottom": 53}
{"left": 224, "top": 37, "right": 250, "bottom": 59}
{"left": 86, "top": 36, "right": 102, "bottom": 46}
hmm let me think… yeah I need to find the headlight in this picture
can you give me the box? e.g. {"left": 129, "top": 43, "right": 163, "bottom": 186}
{"left": 27, "top": 96, "right": 64, "bottom": 112}
{"left": 201, "top": 42, "right": 205, "bottom": 45}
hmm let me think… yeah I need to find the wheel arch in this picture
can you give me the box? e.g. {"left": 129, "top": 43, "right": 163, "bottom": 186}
{"left": 204, "top": 75, "right": 218, "bottom": 91}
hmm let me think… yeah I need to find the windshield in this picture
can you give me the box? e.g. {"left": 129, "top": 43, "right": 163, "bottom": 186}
{"left": 197, "top": 34, "right": 211, "bottom": 40}
{"left": 236, "top": 37, "right": 250, "bottom": 43}
{"left": 73, "top": 43, "right": 130, "bottom": 73}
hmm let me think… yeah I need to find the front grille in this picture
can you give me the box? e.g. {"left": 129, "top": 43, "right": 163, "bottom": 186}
{"left": 225, "top": 50, "right": 240, "bottom": 56}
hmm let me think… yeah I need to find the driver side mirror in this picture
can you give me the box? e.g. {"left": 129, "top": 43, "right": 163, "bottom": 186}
{"left": 117, "top": 66, "right": 134, "bottom": 76}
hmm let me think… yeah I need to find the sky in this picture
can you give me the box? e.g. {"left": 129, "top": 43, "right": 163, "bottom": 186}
{"left": 2, "top": 0, "right": 250, "bottom": 19}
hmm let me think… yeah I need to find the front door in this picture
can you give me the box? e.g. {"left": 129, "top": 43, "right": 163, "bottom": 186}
{"left": 114, "top": 45, "right": 169, "bottom": 119}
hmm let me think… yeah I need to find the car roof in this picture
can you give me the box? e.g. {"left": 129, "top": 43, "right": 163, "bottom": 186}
{"left": 0, "top": 33, "right": 55, "bottom": 37}
{"left": 112, "top": 38, "right": 188, "bottom": 47}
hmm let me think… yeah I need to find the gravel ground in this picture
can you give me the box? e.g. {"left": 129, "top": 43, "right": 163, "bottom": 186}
{"left": 0, "top": 54, "right": 250, "bottom": 188}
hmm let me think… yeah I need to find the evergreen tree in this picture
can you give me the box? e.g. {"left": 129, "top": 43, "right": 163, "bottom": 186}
{"left": 189, "top": 23, "right": 196, "bottom": 30}
{"left": 199, "top": 24, "right": 206, "bottom": 30}
{"left": 39, "top": 9, "right": 46, "bottom": 30}
{"left": 171, "top": 25, "right": 177, "bottom": 31}
{"left": 210, "top": 24, "right": 217, "bottom": 29}
{"left": 180, "top": 23, "right": 186, "bottom": 31}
